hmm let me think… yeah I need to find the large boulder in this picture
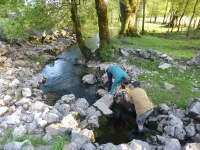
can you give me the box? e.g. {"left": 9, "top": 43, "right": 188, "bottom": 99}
{"left": 71, "top": 129, "right": 93, "bottom": 150}
{"left": 93, "top": 95, "right": 113, "bottom": 116}
{"left": 0, "top": 44, "right": 8, "bottom": 56}
{"left": 29, "top": 101, "right": 47, "bottom": 112}
{"left": 158, "top": 63, "right": 172, "bottom": 70}
{"left": 82, "top": 74, "right": 96, "bottom": 84}
{"left": 81, "top": 142, "right": 96, "bottom": 150}
{"left": 87, "top": 115, "right": 99, "bottom": 129}
{"left": 15, "top": 98, "right": 32, "bottom": 106}
{"left": 5, "top": 114, "right": 21, "bottom": 125}
{"left": 73, "top": 98, "right": 89, "bottom": 110}
{"left": 156, "top": 135, "right": 181, "bottom": 150}
{"left": 26, "top": 121, "right": 38, "bottom": 134}
{"left": 128, "top": 139, "right": 151, "bottom": 150}
{"left": 60, "top": 94, "right": 75, "bottom": 104}
{"left": 86, "top": 106, "right": 101, "bottom": 118}
{"left": 157, "top": 114, "right": 186, "bottom": 140}
{"left": 54, "top": 103, "right": 70, "bottom": 116}
{"left": 119, "top": 48, "right": 129, "bottom": 57}
{"left": 183, "top": 143, "right": 200, "bottom": 150}
{"left": 60, "top": 114, "right": 78, "bottom": 131}
{"left": 22, "top": 88, "right": 32, "bottom": 97}
{"left": 70, "top": 98, "right": 89, "bottom": 117}
{"left": 0, "top": 106, "right": 8, "bottom": 116}
{"left": 63, "top": 142, "right": 78, "bottom": 150}
{"left": 97, "top": 143, "right": 118, "bottom": 150}
{"left": 188, "top": 101, "right": 200, "bottom": 117}
{"left": 187, "top": 52, "right": 200, "bottom": 65}
{"left": 96, "top": 89, "right": 108, "bottom": 98}
{"left": 93, "top": 102, "right": 113, "bottom": 116}
{"left": 43, "top": 112, "right": 59, "bottom": 124}
{"left": 8, "top": 79, "right": 20, "bottom": 88}
{"left": 185, "top": 123, "right": 196, "bottom": 137}
{"left": 164, "top": 82, "right": 175, "bottom": 90}
{"left": 12, "top": 125, "right": 27, "bottom": 138}
{"left": 3, "top": 140, "right": 32, "bottom": 150}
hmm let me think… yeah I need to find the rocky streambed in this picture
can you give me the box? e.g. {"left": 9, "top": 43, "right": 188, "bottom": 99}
{"left": 0, "top": 30, "right": 200, "bottom": 150}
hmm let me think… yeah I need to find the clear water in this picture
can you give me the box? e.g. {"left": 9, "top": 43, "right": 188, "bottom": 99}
{"left": 39, "top": 35, "right": 99, "bottom": 105}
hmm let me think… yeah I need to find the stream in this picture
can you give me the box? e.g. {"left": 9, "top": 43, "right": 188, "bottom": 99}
{"left": 39, "top": 33, "right": 142, "bottom": 145}
{"left": 39, "top": 35, "right": 99, "bottom": 105}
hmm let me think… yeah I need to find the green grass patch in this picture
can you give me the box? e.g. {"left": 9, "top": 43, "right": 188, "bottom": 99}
{"left": 138, "top": 68, "right": 200, "bottom": 108}
{"left": 15, "top": 135, "right": 46, "bottom": 147}
{"left": 28, "top": 55, "right": 45, "bottom": 65}
{"left": 129, "top": 56, "right": 159, "bottom": 71}
{"left": 112, "top": 36, "right": 200, "bottom": 60}
{"left": 51, "top": 136, "right": 69, "bottom": 150}
{"left": 0, "top": 128, "right": 14, "bottom": 148}
{"left": 100, "top": 44, "right": 114, "bottom": 62}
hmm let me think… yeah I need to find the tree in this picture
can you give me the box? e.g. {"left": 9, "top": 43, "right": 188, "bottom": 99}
{"left": 196, "top": 19, "right": 200, "bottom": 30}
{"left": 142, "top": 0, "right": 146, "bottom": 33}
{"left": 163, "top": 0, "right": 169, "bottom": 23}
{"left": 186, "top": 0, "right": 199, "bottom": 38}
{"left": 177, "top": 0, "right": 190, "bottom": 32}
{"left": 119, "top": 0, "right": 140, "bottom": 37}
{"left": 95, "top": 0, "right": 110, "bottom": 49}
{"left": 70, "top": 0, "right": 92, "bottom": 61}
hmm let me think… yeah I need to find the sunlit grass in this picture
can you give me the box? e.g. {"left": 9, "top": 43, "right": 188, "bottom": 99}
{"left": 112, "top": 35, "right": 200, "bottom": 60}
{"left": 132, "top": 60, "right": 200, "bottom": 108}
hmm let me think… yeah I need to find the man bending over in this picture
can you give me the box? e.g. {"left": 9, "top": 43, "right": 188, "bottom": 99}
{"left": 125, "top": 81, "right": 153, "bottom": 133}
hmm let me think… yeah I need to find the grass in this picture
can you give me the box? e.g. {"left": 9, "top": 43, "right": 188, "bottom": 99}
{"left": 112, "top": 36, "right": 200, "bottom": 60}
{"left": 129, "top": 56, "right": 159, "bottom": 71}
{"left": 15, "top": 135, "right": 46, "bottom": 147}
{"left": 27, "top": 55, "right": 46, "bottom": 66}
{"left": 134, "top": 62, "right": 200, "bottom": 108}
{"left": 0, "top": 128, "right": 70, "bottom": 149}
{"left": 51, "top": 136, "right": 69, "bottom": 150}
{"left": 0, "top": 128, "right": 14, "bottom": 148}
{"left": 111, "top": 22, "right": 200, "bottom": 60}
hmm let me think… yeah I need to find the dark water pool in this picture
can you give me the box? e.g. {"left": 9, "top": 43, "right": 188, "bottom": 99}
{"left": 95, "top": 102, "right": 143, "bottom": 145}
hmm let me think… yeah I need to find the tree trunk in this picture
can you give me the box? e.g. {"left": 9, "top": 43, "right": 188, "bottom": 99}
{"left": 177, "top": 0, "right": 189, "bottom": 32}
{"left": 186, "top": 0, "right": 199, "bottom": 39}
{"left": 193, "top": 18, "right": 197, "bottom": 28}
{"left": 95, "top": 0, "right": 110, "bottom": 49}
{"left": 163, "top": 0, "right": 169, "bottom": 23}
{"left": 71, "top": 0, "right": 91, "bottom": 61}
{"left": 196, "top": 19, "right": 200, "bottom": 30}
{"left": 134, "top": 0, "right": 142, "bottom": 29}
{"left": 168, "top": 10, "right": 178, "bottom": 28}
{"left": 119, "top": 0, "right": 140, "bottom": 37}
{"left": 141, "top": 0, "right": 146, "bottom": 33}
{"left": 154, "top": 16, "right": 157, "bottom": 23}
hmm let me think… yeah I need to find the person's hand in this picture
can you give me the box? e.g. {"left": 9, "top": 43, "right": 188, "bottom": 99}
{"left": 123, "top": 93, "right": 128, "bottom": 102}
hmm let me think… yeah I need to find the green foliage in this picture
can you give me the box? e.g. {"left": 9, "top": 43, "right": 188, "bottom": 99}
{"left": 13, "top": 88, "right": 22, "bottom": 100}
{"left": 28, "top": 55, "right": 45, "bottom": 65}
{"left": 15, "top": 135, "right": 46, "bottom": 147}
{"left": 100, "top": 44, "right": 113, "bottom": 62}
{"left": 98, "top": 116, "right": 108, "bottom": 126}
{"left": 129, "top": 56, "right": 159, "bottom": 70}
{"left": 138, "top": 68, "right": 200, "bottom": 108}
{"left": 51, "top": 136, "right": 69, "bottom": 150}
{"left": 0, "top": 128, "right": 14, "bottom": 148}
